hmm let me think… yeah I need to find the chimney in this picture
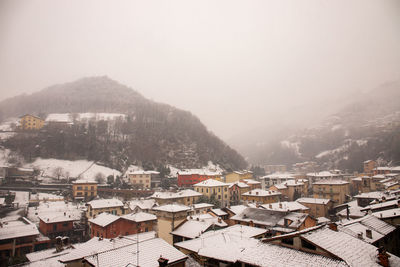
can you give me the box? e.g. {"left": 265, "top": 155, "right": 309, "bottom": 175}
{"left": 279, "top": 203, "right": 282, "bottom": 208}
{"left": 256, "top": 191, "right": 259, "bottom": 195}
{"left": 269, "top": 204, "right": 272, "bottom": 209}
{"left": 366, "top": 229, "right": 372, "bottom": 239}
{"left": 328, "top": 223, "right": 338, "bottom": 232}
{"left": 64, "top": 212, "right": 66, "bottom": 216}
{"left": 218, "top": 217, "right": 222, "bottom": 223}
{"left": 377, "top": 247, "right": 390, "bottom": 267}
{"left": 158, "top": 256, "right": 169, "bottom": 267}
{"left": 357, "top": 232, "right": 363, "bottom": 239}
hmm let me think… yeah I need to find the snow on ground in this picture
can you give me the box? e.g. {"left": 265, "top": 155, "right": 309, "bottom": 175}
{"left": 0, "top": 132, "right": 15, "bottom": 140}
{"left": 0, "top": 148, "right": 12, "bottom": 166}
{"left": 0, "top": 118, "right": 18, "bottom": 131}
{"left": 25, "top": 158, "right": 121, "bottom": 181}
{"left": 44, "top": 113, "right": 126, "bottom": 123}
{"left": 316, "top": 139, "right": 368, "bottom": 159}
{"left": 30, "top": 193, "right": 64, "bottom": 202}
{"left": 167, "top": 165, "right": 181, "bottom": 178}
{"left": 27, "top": 201, "right": 84, "bottom": 225}
{"left": 11, "top": 191, "right": 30, "bottom": 207}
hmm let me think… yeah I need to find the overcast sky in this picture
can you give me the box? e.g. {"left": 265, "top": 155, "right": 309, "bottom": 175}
{"left": 0, "top": 0, "right": 399, "bottom": 139}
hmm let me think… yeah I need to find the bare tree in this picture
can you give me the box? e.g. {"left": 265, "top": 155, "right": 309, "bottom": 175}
{"left": 95, "top": 172, "right": 105, "bottom": 184}
{"left": 53, "top": 167, "right": 64, "bottom": 180}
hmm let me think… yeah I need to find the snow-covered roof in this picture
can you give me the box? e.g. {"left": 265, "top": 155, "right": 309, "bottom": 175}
{"left": 296, "top": 197, "right": 331, "bottom": 205}
{"left": 194, "top": 179, "right": 228, "bottom": 187}
{"left": 88, "top": 212, "right": 120, "bottom": 227}
{"left": 128, "top": 199, "right": 157, "bottom": 211}
{"left": 242, "top": 179, "right": 261, "bottom": 185}
{"left": 210, "top": 208, "right": 228, "bottom": 216}
{"left": 39, "top": 211, "right": 80, "bottom": 224}
{"left": 360, "top": 199, "right": 400, "bottom": 212}
{"left": 242, "top": 189, "right": 281, "bottom": 197}
{"left": 59, "top": 232, "right": 157, "bottom": 263}
{"left": 261, "top": 201, "right": 309, "bottom": 212}
{"left": 72, "top": 179, "right": 97, "bottom": 184}
{"left": 317, "top": 217, "right": 331, "bottom": 224}
{"left": 307, "top": 171, "right": 339, "bottom": 177}
{"left": 261, "top": 172, "right": 296, "bottom": 180}
{"left": 313, "top": 179, "right": 349, "bottom": 185}
{"left": 127, "top": 170, "right": 160, "bottom": 175}
{"left": 122, "top": 212, "right": 157, "bottom": 222}
{"left": 301, "top": 226, "right": 400, "bottom": 266}
{"left": 193, "top": 203, "right": 214, "bottom": 209}
{"left": 372, "top": 174, "right": 385, "bottom": 179}
{"left": 150, "top": 189, "right": 201, "bottom": 199}
{"left": 176, "top": 229, "right": 346, "bottom": 267}
{"left": 226, "top": 205, "right": 248, "bottom": 215}
{"left": 83, "top": 237, "right": 187, "bottom": 267}
{"left": 372, "top": 207, "right": 400, "bottom": 219}
{"left": 152, "top": 203, "right": 190, "bottom": 213}
{"left": 26, "top": 246, "right": 74, "bottom": 265}
{"left": 171, "top": 216, "right": 227, "bottom": 239}
{"left": 228, "top": 181, "right": 250, "bottom": 188}
{"left": 336, "top": 200, "right": 365, "bottom": 218}
{"left": 88, "top": 198, "right": 124, "bottom": 209}
{"left": 231, "top": 207, "right": 308, "bottom": 229}
{"left": 0, "top": 217, "right": 39, "bottom": 240}
{"left": 354, "top": 191, "right": 388, "bottom": 199}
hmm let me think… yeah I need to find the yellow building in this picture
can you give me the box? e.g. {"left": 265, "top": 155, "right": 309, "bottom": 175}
{"left": 242, "top": 189, "right": 282, "bottom": 204}
{"left": 225, "top": 170, "right": 253, "bottom": 183}
{"left": 270, "top": 179, "right": 307, "bottom": 201}
{"left": 151, "top": 204, "right": 191, "bottom": 244}
{"left": 72, "top": 180, "right": 97, "bottom": 200}
{"left": 194, "top": 179, "right": 230, "bottom": 207}
{"left": 19, "top": 114, "right": 44, "bottom": 130}
{"left": 150, "top": 189, "right": 202, "bottom": 206}
{"left": 312, "top": 180, "right": 350, "bottom": 205}
{"left": 127, "top": 170, "right": 156, "bottom": 188}
{"left": 296, "top": 197, "right": 332, "bottom": 218}
{"left": 86, "top": 198, "right": 126, "bottom": 219}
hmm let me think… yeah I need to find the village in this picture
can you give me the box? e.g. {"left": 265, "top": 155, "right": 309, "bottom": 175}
{"left": 1, "top": 113, "right": 400, "bottom": 267}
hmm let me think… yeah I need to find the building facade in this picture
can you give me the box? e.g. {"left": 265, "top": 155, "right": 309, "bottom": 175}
{"left": 72, "top": 180, "right": 97, "bottom": 200}
{"left": 19, "top": 114, "right": 45, "bottom": 130}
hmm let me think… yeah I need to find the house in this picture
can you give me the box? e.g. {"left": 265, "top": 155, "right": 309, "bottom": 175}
{"left": 341, "top": 215, "right": 400, "bottom": 256}
{"left": 261, "top": 201, "right": 309, "bottom": 213}
{"left": 59, "top": 231, "right": 188, "bottom": 267}
{"left": 231, "top": 207, "right": 316, "bottom": 235}
{"left": 228, "top": 181, "right": 250, "bottom": 204}
{"left": 0, "top": 217, "right": 40, "bottom": 263}
{"left": 175, "top": 226, "right": 345, "bottom": 267}
{"left": 150, "top": 204, "right": 191, "bottom": 244}
{"left": 241, "top": 179, "right": 262, "bottom": 190}
{"left": 209, "top": 208, "right": 229, "bottom": 220}
{"left": 194, "top": 179, "right": 230, "bottom": 207}
{"left": 72, "top": 180, "right": 97, "bottom": 200}
{"left": 312, "top": 180, "right": 350, "bottom": 205}
{"left": 242, "top": 189, "right": 281, "bottom": 204}
{"left": 336, "top": 200, "right": 366, "bottom": 220}
{"left": 126, "top": 170, "right": 159, "bottom": 188}
{"left": 296, "top": 197, "right": 332, "bottom": 218}
{"left": 19, "top": 114, "right": 44, "bottom": 130}
{"left": 360, "top": 199, "right": 400, "bottom": 213}
{"left": 88, "top": 212, "right": 157, "bottom": 238}
{"left": 150, "top": 189, "right": 202, "bottom": 206}
{"left": 363, "top": 160, "right": 376, "bottom": 175}
{"left": 266, "top": 224, "right": 400, "bottom": 267}
{"left": 270, "top": 179, "right": 306, "bottom": 201}
{"left": 128, "top": 198, "right": 157, "bottom": 213}
{"left": 38, "top": 211, "right": 80, "bottom": 239}
{"left": 45, "top": 113, "right": 73, "bottom": 127}
{"left": 372, "top": 207, "right": 400, "bottom": 226}
{"left": 353, "top": 191, "right": 391, "bottom": 207}
{"left": 171, "top": 213, "right": 227, "bottom": 243}
{"left": 177, "top": 169, "right": 222, "bottom": 187}
{"left": 225, "top": 170, "right": 253, "bottom": 183}
{"left": 307, "top": 171, "right": 342, "bottom": 184}
{"left": 86, "top": 198, "right": 126, "bottom": 219}
{"left": 260, "top": 172, "right": 297, "bottom": 188}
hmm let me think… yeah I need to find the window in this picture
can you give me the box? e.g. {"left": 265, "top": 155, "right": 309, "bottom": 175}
{"left": 53, "top": 224, "right": 57, "bottom": 231}
{"left": 63, "top": 223, "right": 68, "bottom": 227}
{"left": 282, "top": 238, "right": 294, "bottom": 246}
{"left": 91, "top": 186, "right": 94, "bottom": 190}
{"left": 301, "top": 239, "right": 316, "bottom": 250}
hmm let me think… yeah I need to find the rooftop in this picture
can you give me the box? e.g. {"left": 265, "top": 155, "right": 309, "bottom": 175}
{"left": 171, "top": 215, "right": 227, "bottom": 239}
{"left": 88, "top": 198, "right": 124, "bottom": 209}
{"left": 211, "top": 208, "right": 228, "bottom": 216}
{"left": 39, "top": 211, "right": 81, "bottom": 224}
{"left": 242, "top": 189, "right": 281, "bottom": 197}
{"left": 307, "top": 171, "right": 340, "bottom": 177}
{"left": 72, "top": 179, "right": 97, "bottom": 184}
{"left": 150, "top": 189, "right": 202, "bottom": 199}
{"left": 121, "top": 212, "right": 157, "bottom": 222}
{"left": 152, "top": 203, "right": 190, "bottom": 213}
{"left": 313, "top": 179, "right": 349, "bottom": 185}
{"left": 372, "top": 207, "right": 400, "bottom": 219}
{"left": 88, "top": 212, "right": 120, "bottom": 227}
{"left": 0, "top": 217, "right": 39, "bottom": 240}
{"left": 194, "top": 179, "right": 228, "bottom": 187}
{"left": 296, "top": 197, "right": 331, "bottom": 205}
{"left": 261, "top": 201, "right": 309, "bottom": 212}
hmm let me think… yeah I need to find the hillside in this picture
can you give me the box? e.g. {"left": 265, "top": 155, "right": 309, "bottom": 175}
{"left": 0, "top": 77, "right": 247, "bottom": 171}
{"left": 246, "top": 81, "right": 400, "bottom": 171}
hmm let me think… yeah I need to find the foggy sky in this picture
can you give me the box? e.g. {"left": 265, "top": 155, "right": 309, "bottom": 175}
{"left": 0, "top": 0, "right": 399, "bottom": 140}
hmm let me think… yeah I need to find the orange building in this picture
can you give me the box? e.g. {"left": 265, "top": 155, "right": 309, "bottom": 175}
{"left": 19, "top": 114, "right": 44, "bottom": 130}
{"left": 88, "top": 212, "right": 157, "bottom": 238}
